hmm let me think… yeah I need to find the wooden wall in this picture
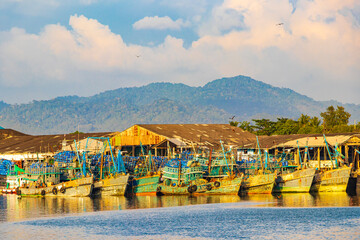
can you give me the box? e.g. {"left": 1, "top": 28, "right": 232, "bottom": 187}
{"left": 111, "top": 125, "right": 167, "bottom": 146}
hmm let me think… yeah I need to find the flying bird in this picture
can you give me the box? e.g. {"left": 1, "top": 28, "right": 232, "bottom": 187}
{"left": 276, "top": 23, "right": 284, "bottom": 26}
{"left": 136, "top": 55, "right": 141, "bottom": 58}
{"left": 229, "top": 116, "right": 235, "bottom": 120}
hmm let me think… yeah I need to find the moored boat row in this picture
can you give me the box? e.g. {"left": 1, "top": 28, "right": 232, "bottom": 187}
{"left": 0, "top": 136, "right": 355, "bottom": 197}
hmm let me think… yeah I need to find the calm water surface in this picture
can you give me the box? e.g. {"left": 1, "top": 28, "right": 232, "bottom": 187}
{"left": 0, "top": 193, "right": 359, "bottom": 239}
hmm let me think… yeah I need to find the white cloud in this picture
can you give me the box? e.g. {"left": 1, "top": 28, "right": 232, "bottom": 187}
{"left": 193, "top": 0, "right": 360, "bottom": 103}
{"left": 0, "top": 0, "right": 359, "bottom": 105}
{"left": 133, "top": 16, "right": 190, "bottom": 30}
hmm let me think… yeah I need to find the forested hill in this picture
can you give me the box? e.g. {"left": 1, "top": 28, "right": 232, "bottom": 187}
{"left": 0, "top": 75, "right": 359, "bottom": 134}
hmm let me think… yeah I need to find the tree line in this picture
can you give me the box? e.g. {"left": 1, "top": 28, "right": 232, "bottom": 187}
{"left": 230, "top": 106, "right": 360, "bottom": 136}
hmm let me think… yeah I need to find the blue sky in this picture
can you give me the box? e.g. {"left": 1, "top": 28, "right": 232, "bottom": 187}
{"left": 0, "top": 0, "right": 359, "bottom": 104}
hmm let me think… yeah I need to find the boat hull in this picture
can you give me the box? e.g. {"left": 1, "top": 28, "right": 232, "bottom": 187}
{"left": 241, "top": 173, "right": 276, "bottom": 194}
{"left": 194, "top": 176, "right": 244, "bottom": 195}
{"left": 273, "top": 168, "right": 316, "bottom": 193}
{"left": 157, "top": 184, "right": 191, "bottom": 195}
{"left": 159, "top": 176, "right": 244, "bottom": 195}
{"left": 93, "top": 174, "right": 129, "bottom": 196}
{"left": 18, "top": 176, "right": 93, "bottom": 197}
{"left": 131, "top": 175, "right": 160, "bottom": 195}
{"left": 310, "top": 167, "right": 351, "bottom": 192}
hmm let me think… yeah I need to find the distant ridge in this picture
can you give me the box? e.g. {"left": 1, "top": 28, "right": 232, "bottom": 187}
{"left": 0, "top": 75, "right": 359, "bottom": 134}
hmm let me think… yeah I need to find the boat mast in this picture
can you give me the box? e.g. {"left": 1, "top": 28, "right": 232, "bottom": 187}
{"left": 178, "top": 159, "right": 181, "bottom": 186}
{"left": 74, "top": 140, "right": 86, "bottom": 177}
{"left": 323, "top": 134, "right": 335, "bottom": 169}
{"left": 100, "top": 153, "right": 104, "bottom": 179}
{"left": 304, "top": 140, "right": 309, "bottom": 169}
{"left": 208, "top": 149, "right": 213, "bottom": 174}
{"left": 297, "top": 141, "right": 302, "bottom": 169}
{"left": 220, "top": 140, "right": 231, "bottom": 175}
{"left": 256, "top": 136, "right": 263, "bottom": 171}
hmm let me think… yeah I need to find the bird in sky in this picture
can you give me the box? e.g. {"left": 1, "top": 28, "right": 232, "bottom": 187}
{"left": 136, "top": 55, "right": 141, "bottom": 58}
{"left": 276, "top": 23, "right": 284, "bottom": 26}
{"left": 229, "top": 116, "right": 235, "bottom": 120}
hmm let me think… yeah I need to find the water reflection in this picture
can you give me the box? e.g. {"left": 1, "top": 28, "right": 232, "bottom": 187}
{"left": 1, "top": 193, "right": 359, "bottom": 222}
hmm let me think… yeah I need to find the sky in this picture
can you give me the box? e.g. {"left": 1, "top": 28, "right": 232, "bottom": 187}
{"left": 0, "top": 0, "right": 359, "bottom": 104}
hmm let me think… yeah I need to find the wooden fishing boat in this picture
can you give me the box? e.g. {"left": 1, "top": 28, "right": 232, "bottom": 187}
{"left": 75, "top": 137, "right": 129, "bottom": 196}
{"left": 157, "top": 159, "right": 204, "bottom": 195}
{"left": 128, "top": 150, "right": 161, "bottom": 196}
{"left": 310, "top": 166, "right": 351, "bottom": 192}
{"left": 130, "top": 174, "right": 160, "bottom": 196}
{"left": 309, "top": 135, "right": 351, "bottom": 192}
{"left": 18, "top": 176, "right": 93, "bottom": 197}
{"left": 273, "top": 168, "right": 316, "bottom": 193}
{"left": 240, "top": 172, "right": 277, "bottom": 194}
{"left": 17, "top": 164, "right": 93, "bottom": 197}
{"left": 93, "top": 173, "right": 129, "bottom": 196}
{"left": 196, "top": 149, "right": 244, "bottom": 195}
{"left": 1, "top": 163, "right": 26, "bottom": 194}
{"left": 193, "top": 174, "right": 244, "bottom": 195}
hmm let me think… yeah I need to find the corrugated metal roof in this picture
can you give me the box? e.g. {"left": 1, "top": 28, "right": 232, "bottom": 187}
{"left": 137, "top": 124, "right": 256, "bottom": 148}
{"left": 242, "top": 132, "right": 360, "bottom": 149}
{"left": 0, "top": 131, "right": 116, "bottom": 154}
{"left": 274, "top": 135, "right": 359, "bottom": 148}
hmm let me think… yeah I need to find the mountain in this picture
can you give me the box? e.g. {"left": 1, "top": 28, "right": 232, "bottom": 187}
{"left": 0, "top": 75, "right": 359, "bottom": 134}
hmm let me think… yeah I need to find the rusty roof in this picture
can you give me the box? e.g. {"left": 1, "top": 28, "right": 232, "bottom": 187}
{"left": 137, "top": 124, "right": 256, "bottom": 148}
{"left": 0, "top": 131, "right": 116, "bottom": 154}
{"left": 242, "top": 132, "right": 360, "bottom": 149}
{"left": 0, "top": 129, "right": 29, "bottom": 140}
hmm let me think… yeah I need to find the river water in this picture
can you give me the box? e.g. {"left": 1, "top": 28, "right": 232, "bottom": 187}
{"left": 0, "top": 193, "right": 360, "bottom": 239}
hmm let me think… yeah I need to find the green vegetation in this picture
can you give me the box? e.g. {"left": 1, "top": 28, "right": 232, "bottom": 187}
{"left": 69, "top": 131, "right": 84, "bottom": 135}
{"left": 0, "top": 75, "right": 359, "bottom": 134}
{"left": 231, "top": 105, "right": 359, "bottom": 135}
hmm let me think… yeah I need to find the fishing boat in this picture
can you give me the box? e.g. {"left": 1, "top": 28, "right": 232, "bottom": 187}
{"left": 129, "top": 151, "right": 161, "bottom": 195}
{"left": 273, "top": 140, "right": 316, "bottom": 193}
{"left": 194, "top": 174, "right": 244, "bottom": 195}
{"left": 1, "top": 161, "right": 26, "bottom": 194}
{"left": 310, "top": 166, "right": 351, "bottom": 192}
{"left": 273, "top": 167, "right": 316, "bottom": 193}
{"left": 130, "top": 174, "right": 161, "bottom": 195}
{"left": 196, "top": 145, "right": 244, "bottom": 195}
{"left": 310, "top": 135, "right": 351, "bottom": 192}
{"left": 79, "top": 137, "right": 129, "bottom": 196}
{"left": 239, "top": 137, "right": 277, "bottom": 194}
{"left": 93, "top": 173, "right": 129, "bottom": 196}
{"left": 17, "top": 163, "right": 93, "bottom": 197}
{"left": 157, "top": 158, "right": 205, "bottom": 195}
{"left": 240, "top": 171, "right": 277, "bottom": 194}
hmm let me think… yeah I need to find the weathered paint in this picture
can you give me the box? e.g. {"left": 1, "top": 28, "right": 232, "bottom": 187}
{"left": 158, "top": 184, "right": 192, "bottom": 195}
{"left": 273, "top": 168, "right": 316, "bottom": 193}
{"left": 311, "top": 166, "right": 351, "bottom": 192}
{"left": 18, "top": 176, "right": 93, "bottom": 197}
{"left": 93, "top": 174, "right": 129, "bottom": 196}
{"left": 241, "top": 173, "right": 277, "bottom": 194}
{"left": 131, "top": 175, "right": 160, "bottom": 195}
{"left": 194, "top": 175, "right": 244, "bottom": 195}
{"left": 160, "top": 175, "right": 244, "bottom": 195}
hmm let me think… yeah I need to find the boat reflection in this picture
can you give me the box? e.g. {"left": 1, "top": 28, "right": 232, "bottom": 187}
{"left": 240, "top": 192, "right": 360, "bottom": 207}
{"left": 1, "top": 192, "right": 359, "bottom": 222}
